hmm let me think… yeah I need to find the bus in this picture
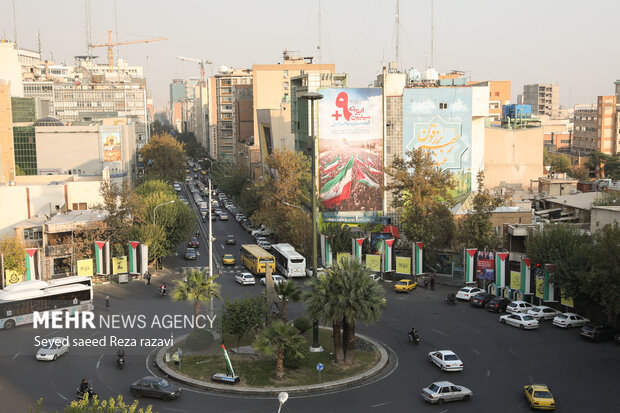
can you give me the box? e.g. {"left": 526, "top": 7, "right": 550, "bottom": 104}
{"left": 0, "top": 276, "right": 94, "bottom": 329}
{"left": 271, "top": 243, "right": 306, "bottom": 278}
{"left": 240, "top": 244, "right": 275, "bottom": 275}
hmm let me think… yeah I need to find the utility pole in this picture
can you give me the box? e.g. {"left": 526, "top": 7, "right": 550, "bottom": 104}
{"left": 431, "top": 0, "right": 435, "bottom": 68}
{"left": 12, "top": 0, "right": 17, "bottom": 45}
{"left": 395, "top": 0, "right": 399, "bottom": 66}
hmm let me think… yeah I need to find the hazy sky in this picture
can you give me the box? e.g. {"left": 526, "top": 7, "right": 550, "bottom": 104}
{"left": 2, "top": 0, "right": 619, "bottom": 109}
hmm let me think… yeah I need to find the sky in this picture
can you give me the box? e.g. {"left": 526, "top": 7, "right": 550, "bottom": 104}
{"left": 2, "top": 0, "right": 619, "bottom": 109}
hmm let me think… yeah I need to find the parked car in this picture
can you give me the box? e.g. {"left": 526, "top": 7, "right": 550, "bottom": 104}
{"left": 527, "top": 306, "right": 562, "bottom": 321}
{"left": 394, "top": 279, "right": 417, "bottom": 293}
{"left": 470, "top": 292, "right": 496, "bottom": 308}
{"left": 486, "top": 297, "right": 511, "bottom": 313}
{"left": 369, "top": 273, "right": 381, "bottom": 282}
{"left": 506, "top": 300, "right": 534, "bottom": 314}
{"left": 306, "top": 267, "right": 326, "bottom": 277}
{"left": 523, "top": 384, "right": 556, "bottom": 410}
{"left": 428, "top": 350, "right": 463, "bottom": 372}
{"left": 421, "top": 381, "right": 473, "bottom": 404}
{"left": 251, "top": 224, "right": 274, "bottom": 237}
{"left": 580, "top": 323, "right": 617, "bottom": 342}
{"left": 36, "top": 337, "right": 69, "bottom": 361}
{"left": 257, "top": 240, "right": 272, "bottom": 250}
{"left": 235, "top": 214, "right": 247, "bottom": 222}
{"left": 226, "top": 235, "right": 236, "bottom": 245}
{"left": 552, "top": 313, "right": 589, "bottom": 328}
{"left": 455, "top": 287, "right": 484, "bottom": 300}
{"left": 235, "top": 272, "right": 255, "bottom": 286}
{"left": 184, "top": 248, "right": 196, "bottom": 260}
{"left": 260, "top": 274, "right": 284, "bottom": 285}
{"left": 130, "top": 376, "right": 182, "bottom": 400}
{"left": 222, "top": 254, "right": 235, "bottom": 265}
{"left": 188, "top": 237, "right": 200, "bottom": 248}
{"left": 499, "top": 314, "right": 540, "bottom": 330}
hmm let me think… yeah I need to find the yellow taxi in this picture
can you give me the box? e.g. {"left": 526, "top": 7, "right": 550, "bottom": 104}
{"left": 193, "top": 168, "right": 199, "bottom": 172}
{"left": 394, "top": 279, "right": 417, "bottom": 293}
{"left": 222, "top": 254, "right": 235, "bottom": 265}
{"left": 185, "top": 169, "right": 190, "bottom": 173}
{"left": 201, "top": 170, "right": 207, "bottom": 175}
{"left": 523, "top": 384, "right": 556, "bottom": 410}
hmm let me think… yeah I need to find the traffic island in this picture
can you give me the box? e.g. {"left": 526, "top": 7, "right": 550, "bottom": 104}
{"left": 154, "top": 329, "right": 392, "bottom": 396}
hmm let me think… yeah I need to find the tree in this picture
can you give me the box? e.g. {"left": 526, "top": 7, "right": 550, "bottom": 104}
{"left": 0, "top": 235, "right": 26, "bottom": 276}
{"left": 223, "top": 294, "right": 266, "bottom": 349}
{"left": 139, "top": 133, "right": 185, "bottom": 181}
{"left": 602, "top": 154, "right": 620, "bottom": 180}
{"left": 139, "top": 191, "right": 194, "bottom": 251}
{"left": 304, "top": 259, "right": 384, "bottom": 364}
{"left": 126, "top": 223, "right": 167, "bottom": 264}
{"left": 274, "top": 280, "right": 301, "bottom": 323}
{"left": 211, "top": 162, "right": 251, "bottom": 200}
{"left": 72, "top": 221, "right": 107, "bottom": 261}
{"left": 322, "top": 223, "right": 355, "bottom": 254}
{"left": 586, "top": 223, "right": 620, "bottom": 323}
{"left": 173, "top": 269, "right": 220, "bottom": 328}
{"left": 569, "top": 165, "right": 590, "bottom": 181}
{"left": 586, "top": 151, "right": 609, "bottom": 179}
{"left": 136, "top": 179, "right": 175, "bottom": 198}
{"left": 385, "top": 148, "right": 455, "bottom": 266}
{"left": 455, "top": 171, "right": 504, "bottom": 251}
{"left": 543, "top": 149, "right": 571, "bottom": 174}
{"left": 253, "top": 320, "right": 306, "bottom": 379}
{"left": 29, "top": 395, "right": 155, "bottom": 413}
{"left": 96, "top": 180, "right": 141, "bottom": 255}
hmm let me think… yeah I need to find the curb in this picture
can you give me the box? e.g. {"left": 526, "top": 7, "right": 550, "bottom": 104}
{"left": 154, "top": 330, "right": 390, "bottom": 396}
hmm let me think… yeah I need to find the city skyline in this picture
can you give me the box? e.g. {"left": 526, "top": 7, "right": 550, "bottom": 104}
{"left": 1, "top": 0, "right": 619, "bottom": 109}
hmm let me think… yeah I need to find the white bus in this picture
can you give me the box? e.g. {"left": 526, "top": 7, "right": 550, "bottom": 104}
{"left": 0, "top": 276, "right": 94, "bottom": 329}
{"left": 271, "top": 243, "right": 306, "bottom": 278}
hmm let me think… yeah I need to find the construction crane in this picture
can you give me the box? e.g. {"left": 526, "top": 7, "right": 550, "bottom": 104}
{"left": 176, "top": 56, "right": 213, "bottom": 85}
{"left": 90, "top": 30, "right": 167, "bottom": 70}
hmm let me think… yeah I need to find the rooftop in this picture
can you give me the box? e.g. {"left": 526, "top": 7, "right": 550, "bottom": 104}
{"left": 545, "top": 192, "right": 603, "bottom": 211}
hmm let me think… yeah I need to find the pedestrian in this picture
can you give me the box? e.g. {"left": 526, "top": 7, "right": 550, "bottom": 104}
{"left": 146, "top": 271, "right": 151, "bottom": 285}
{"left": 430, "top": 276, "right": 435, "bottom": 290}
{"left": 105, "top": 296, "right": 110, "bottom": 311}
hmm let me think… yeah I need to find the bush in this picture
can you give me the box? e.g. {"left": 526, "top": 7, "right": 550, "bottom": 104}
{"left": 283, "top": 346, "right": 309, "bottom": 369}
{"left": 293, "top": 317, "right": 312, "bottom": 334}
{"left": 184, "top": 329, "right": 215, "bottom": 351}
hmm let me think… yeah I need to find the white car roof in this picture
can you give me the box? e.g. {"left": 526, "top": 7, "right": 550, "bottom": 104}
{"left": 560, "top": 312, "right": 579, "bottom": 317}
{"left": 432, "top": 350, "right": 457, "bottom": 356}
{"left": 510, "top": 300, "right": 529, "bottom": 305}
{"left": 430, "top": 381, "right": 456, "bottom": 387}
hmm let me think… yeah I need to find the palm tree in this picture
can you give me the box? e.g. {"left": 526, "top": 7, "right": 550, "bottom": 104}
{"left": 172, "top": 269, "right": 221, "bottom": 327}
{"left": 253, "top": 320, "right": 305, "bottom": 379}
{"left": 274, "top": 280, "right": 301, "bottom": 322}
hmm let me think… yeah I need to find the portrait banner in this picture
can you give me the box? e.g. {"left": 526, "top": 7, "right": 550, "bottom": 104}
{"left": 112, "top": 256, "right": 128, "bottom": 275}
{"left": 365, "top": 255, "right": 381, "bottom": 272}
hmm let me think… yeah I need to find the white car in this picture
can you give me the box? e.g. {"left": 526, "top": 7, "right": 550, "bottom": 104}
{"left": 306, "top": 267, "right": 326, "bottom": 277}
{"left": 257, "top": 240, "right": 272, "bottom": 250}
{"left": 499, "top": 313, "right": 539, "bottom": 330}
{"left": 552, "top": 313, "right": 589, "bottom": 328}
{"left": 455, "top": 287, "right": 484, "bottom": 301}
{"left": 235, "top": 272, "right": 255, "bottom": 286}
{"left": 260, "top": 275, "right": 284, "bottom": 285}
{"left": 506, "top": 301, "right": 534, "bottom": 314}
{"left": 369, "top": 273, "right": 381, "bottom": 282}
{"left": 428, "top": 350, "right": 463, "bottom": 372}
{"left": 421, "top": 381, "right": 473, "bottom": 404}
{"left": 527, "top": 306, "right": 562, "bottom": 321}
{"left": 36, "top": 337, "right": 69, "bottom": 361}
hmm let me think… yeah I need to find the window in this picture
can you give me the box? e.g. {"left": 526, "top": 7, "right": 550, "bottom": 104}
{"left": 283, "top": 82, "right": 289, "bottom": 90}
{"left": 494, "top": 92, "right": 500, "bottom": 96}
{"left": 72, "top": 203, "right": 87, "bottom": 210}
{"left": 439, "top": 102, "right": 448, "bottom": 110}
{"left": 24, "top": 228, "right": 43, "bottom": 240}
{"left": 283, "top": 70, "right": 288, "bottom": 78}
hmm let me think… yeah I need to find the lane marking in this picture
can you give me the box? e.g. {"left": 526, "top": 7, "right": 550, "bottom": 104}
{"left": 57, "top": 392, "right": 68, "bottom": 401}
{"left": 487, "top": 369, "right": 491, "bottom": 378}
{"left": 471, "top": 348, "right": 480, "bottom": 356}
{"left": 370, "top": 401, "right": 392, "bottom": 408}
{"left": 507, "top": 348, "right": 516, "bottom": 356}
{"left": 88, "top": 330, "right": 101, "bottom": 338}
{"left": 12, "top": 351, "right": 22, "bottom": 360}
{"left": 96, "top": 353, "right": 104, "bottom": 370}
{"left": 431, "top": 328, "right": 447, "bottom": 336}
{"left": 45, "top": 330, "right": 62, "bottom": 338}
{"left": 439, "top": 410, "right": 448, "bottom": 413}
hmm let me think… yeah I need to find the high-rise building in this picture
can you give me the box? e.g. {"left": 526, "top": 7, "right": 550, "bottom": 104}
{"left": 233, "top": 85, "right": 254, "bottom": 168}
{"left": 573, "top": 96, "right": 618, "bottom": 156}
{"left": 523, "top": 83, "right": 560, "bottom": 119}
{"left": 0, "top": 80, "right": 15, "bottom": 183}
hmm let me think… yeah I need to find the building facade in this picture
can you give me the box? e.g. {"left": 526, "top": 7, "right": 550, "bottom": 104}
{"left": 0, "top": 80, "right": 15, "bottom": 183}
{"left": 523, "top": 83, "right": 560, "bottom": 119}
{"left": 573, "top": 96, "right": 619, "bottom": 156}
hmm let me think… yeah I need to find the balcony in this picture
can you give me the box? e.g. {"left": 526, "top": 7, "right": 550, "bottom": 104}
{"left": 46, "top": 244, "right": 72, "bottom": 257}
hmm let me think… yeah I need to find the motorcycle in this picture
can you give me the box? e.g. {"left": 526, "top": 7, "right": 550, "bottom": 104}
{"left": 445, "top": 294, "right": 457, "bottom": 305}
{"left": 159, "top": 288, "right": 167, "bottom": 298}
{"left": 408, "top": 331, "right": 420, "bottom": 345}
{"left": 421, "top": 277, "right": 429, "bottom": 289}
{"left": 76, "top": 387, "right": 96, "bottom": 401}
{"left": 117, "top": 356, "right": 125, "bottom": 369}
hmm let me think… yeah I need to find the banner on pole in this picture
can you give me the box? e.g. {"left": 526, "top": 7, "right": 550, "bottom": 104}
{"left": 395, "top": 256, "right": 411, "bottom": 275}
{"left": 383, "top": 239, "right": 394, "bottom": 272}
{"left": 77, "top": 259, "right": 94, "bottom": 276}
{"left": 320, "top": 234, "right": 332, "bottom": 267}
{"left": 24, "top": 248, "right": 39, "bottom": 281}
{"left": 415, "top": 242, "right": 424, "bottom": 275}
{"left": 128, "top": 241, "right": 140, "bottom": 274}
{"left": 494, "top": 252, "right": 509, "bottom": 288}
{"left": 352, "top": 238, "right": 364, "bottom": 263}
{"left": 365, "top": 254, "right": 381, "bottom": 272}
{"left": 520, "top": 258, "right": 532, "bottom": 294}
{"left": 464, "top": 248, "right": 477, "bottom": 283}
{"left": 112, "top": 256, "right": 128, "bottom": 275}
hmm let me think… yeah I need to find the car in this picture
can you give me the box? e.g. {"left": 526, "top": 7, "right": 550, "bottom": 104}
{"left": 255, "top": 236, "right": 268, "bottom": 243}
{"left": 260, "top": 274, "right": 284, "bottom": 285}
{"left": 173, "top": 184, "right": 181, "bottom": 192}
{"left": 222, "top": 254, "right": 235, "bottom": 265}
{"left": 235, "top": 214, "right": 247, "bottom": 222}
{"left": 428, "top": 350, "right": 463, "bottom": 372}
{"left": 394, "top": 279, "right": 417, "bottom": 293}
{"left": 455, "top": 286, "right": 484, "bottom": 300}
{"left": 214, "top": 208, "right": 222, "bottom": 216}
{"left": 130, "top": 376, "right": 182, "bottom": 400}
{"left": 369, "top": 273, "right": 381, "bottom": 282}
{"left": 211, "top": 214, "right": 216, "bottom": 221}
{"left": 220, "top": 213, "right": 229, "bottom": 221}
{"left": 257, "top": 240, "right": 272, "bottom": 250}
{"left": 236, "top": 272, "right": 255, "bottom": 285}
{"left": 527, "top": 306, "right": 562, "bottom": 321}
{"left": 184, "top": 248, "right": 197, "bottom": 260}
{"left": 202, "top": 214, "right": 207, "bottom": 223}
{"left": 499, "top": 313, "right": 540, "bottom": 330}
{"left": 580, "top": 323, "right": 617, "bottom": 342}
{"left": 486, "top": 297, "right": 511, "bottom": 313}
{"left": 421, "top": 381, "right": 473, "bottom": 404}
{"left": 469, "top": 292, "right": 496, "bottom": 308}
{"left": 188, "top": 237, "right": 200, "bottom": 248}
{"left": 523, "top": 384, "right": 556, "bottom": 410}
{"left": 226, "top": 235, "right": 236, "bottom": 245}
{"left": 506, "top": 300, "right": 534, "bottom": 314}
{"left": 552, "top": 313, "right": 589, "bottom": 328}
{"left": 251, "top": 224, "right": 274, "bottom": 237}
{"left": 36, "top": 336, "right": 69, "bottom": 361}
{"left": 306, "top": 267, "right": 326, "bottom": 277}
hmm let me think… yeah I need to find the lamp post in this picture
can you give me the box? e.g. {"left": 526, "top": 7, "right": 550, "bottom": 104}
{"left": 301, "top": 91, "right": 323, "bottom": 352}
{"left": 153, "top": 200, "right": 175, "bottom": 225}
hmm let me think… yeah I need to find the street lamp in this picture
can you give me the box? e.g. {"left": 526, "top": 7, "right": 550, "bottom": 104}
{"left": 301, "top": 91, "right": 323, "bottom": 353}
{"left": 277, "top": 391, "right": 288, "bottom": 413}
{"left": 153, "top": 200, "right": 175, "bottom": 225}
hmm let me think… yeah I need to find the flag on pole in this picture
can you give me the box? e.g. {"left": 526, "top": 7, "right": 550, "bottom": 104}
{"left": 543, "top": 264, "right": 555, "bottom": 301}
{"left": 320, "top": 234, "right": 332, "bottom": 267}
{"left": 24, "top": 248, "right": 39, "bottom": 281}
{"left": 464, "top": 248, "right": 477, "bottom": 283}
{"left": 322, "top": 157, "right": 339, "bottom": 174}
{"left": 140, "top": 244, "right": 149, "bottom": 276}
{"left": 221, "top": 344, "right": 236, "bottom": 377}
{"left": 383, "top": 239, "right": 394, "bottom": 272}
{"left": 320, "top": 157, "right": 354, "bottom": 208}
{"left": 95, "top": 241, "right": 108, "bottom": 275}
{"left": 495, "top": 252, "right": 509, "bottom": 288}
{"left": 520, "top": 258, "right": 532, "bottom": 294}
{"left": 352, "top": 238, "right": 364, "bottom": 262}
{"left": 128, "top": 241, "right": 140, "bottom": 274}
{"left": 415, "top": 242, "right": 424, "bottom": 275}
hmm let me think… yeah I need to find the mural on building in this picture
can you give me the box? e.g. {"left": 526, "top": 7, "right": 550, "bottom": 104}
{"left": 403, "top": 88, "right": 472, "bottom": 195}
{"left": 99, "top": 129, "right": 122, "bottom": 162}
{"left": 318, "top": 88, "right": 383, "bottom": 222}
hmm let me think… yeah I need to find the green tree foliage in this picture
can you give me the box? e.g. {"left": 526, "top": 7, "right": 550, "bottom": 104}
{"left": 141, "top": 192, "right": 194, "bottom": 251}
{"left": 136, "top": 180, "right": 175, "bottom": 198}
{"left": 386, "top": 148, "right": 455, "bottom": 265}
{"left": 253, "top": 320, "right": 306, "bottom": 379}
{"left": 602, "top": 154, "right": 620, "bottom": 180}
{"left": 455, "top": 172, "right": 504, "bottom": 251}
{"left": 543, "top": 149, "right": 571, "bottom": 173}
{"left": 96, "top": 181, "right": 141, "bottom": 255}
{"left": 139, "top": 133, "right": 185, "bottom": 181}
{"left": 569, "top": 165, "right": 590, "bottom": 181}
{"left": 593, "top": 192, "right": 620, "bottom": 207}
{"left": 322, "top": 223, "right": 355, "bottom": 254}
{"left": 126, "top": 223, "right": 167, "bottom": 264}
{"left": 238, "top": 187, "right": 262, "bottom": 219}
{"left": 304, "top": 259, "right": 384, "bottom": 364}
{"left": 150, "top": 119, "right": 174, "bottom": 137}
{"left": 175, "top": 131, "right": 205, "bottom": 159}
{"left": 274, "top": 280, "right": 302, "bottom": 322}
{"left": 223, "top": 294, "right": 266, "bottom": 348}
{"left": 586, "top": 151, "right": 609, "bottom": 179}
{"left": 211, "top": 162, "right": 250, "bottom": 200}
{"left": 173, "top": 269, "right": 221, "bottom": 327}
{"left": 73, "top": 221, "right": 107, "bottom": 261}
{"left": 588, "top": 224, "right": 620, "bottom": 323}
{"left": 0, "top": 235, "right": 26, "bottom": 275}
{"left": 252, "top": 151, "right": 313, "bottom": 257}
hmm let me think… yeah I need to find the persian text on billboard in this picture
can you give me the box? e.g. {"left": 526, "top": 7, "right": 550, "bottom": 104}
{"left": 318, "top": 88, "right": 383, "bottom": 213}
{"left": 476, "top": 251, "right": 495, "bottom": 280}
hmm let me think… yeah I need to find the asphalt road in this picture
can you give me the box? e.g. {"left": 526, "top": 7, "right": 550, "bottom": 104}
{"left": 1, "top": 182, "right": 618, "bottom": 413}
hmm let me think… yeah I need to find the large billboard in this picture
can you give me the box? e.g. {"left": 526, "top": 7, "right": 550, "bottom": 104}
{"left": 403, "top": 87, "right": 472, "bottom": 195}
{"left": 318, "top": 88, "right": 383, "bottom": 221}
{"left": 99, "top": 127, "right": 122, "bottom": 163}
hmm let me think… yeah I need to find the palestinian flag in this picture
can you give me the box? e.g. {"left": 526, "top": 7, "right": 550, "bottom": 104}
{"left": 221, "top": 345, "right": 236, "bottom": 377}
{"left": 520, "top": 258, "right": 532, "bottom": 294}
{"left": 352, "top": 238, "right": 364, "bottom": 262}
{"left": 464, "top": 248, "right": 477, "bottom": 283}
{"left": 415, "top": 242, "right": 424, "bottom": 275}
{"left": 322, "top": 157, "right": 339, "bottom": 174}
{"left": 366, "top": 157, "right": 376, "bottom": 167}
{"left": 367, "top": 164, "right": 382, "bottom": 175}
{"left": 495, "top": 252, "right": 509, "bottom": 288}
{"left": 95, "top": 241, "right": 107, "bottom": 275}
{"left": 24, "top": 248, "right": 39, "bottom": 281}
{"left": 383, "top": 239, "right": 394, "bottom": 272}
{"left": 356, "top": 166, "right": 380, "bottom": 188}
{"left": 321, "top": 157, "right": 354, "bottom": 208}
{"left": 320, "top": 234, "right": 332, "bottom": 267}
{"left": 128, "top": 241, "right": 140, "bottom": 274}
{"left": 355, "top": 155, "right": 366, "bottom": 166}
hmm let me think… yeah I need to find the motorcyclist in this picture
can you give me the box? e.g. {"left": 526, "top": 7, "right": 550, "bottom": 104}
{"left": 79, "top": 379, "right": 89, "bottom": 394}
{"left": 117, "top": 348, "right": 125, "bottom": 361}
{"left": 408, "top": 327, "right": 419, "bottom": 342}
{"left": 160, "top": 283, "right": 167, "bottom": 296}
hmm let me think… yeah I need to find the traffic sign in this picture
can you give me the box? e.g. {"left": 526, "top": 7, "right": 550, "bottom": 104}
{"left": 316, "top": 363, "right": 324, "bottom": 371}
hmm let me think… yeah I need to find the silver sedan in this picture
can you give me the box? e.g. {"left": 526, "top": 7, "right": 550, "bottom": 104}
{"left": 36, "top": 337, "right": 69, "bottom": 361}
{"left": 421, "top": 381, "right": 473, "bottom": 404}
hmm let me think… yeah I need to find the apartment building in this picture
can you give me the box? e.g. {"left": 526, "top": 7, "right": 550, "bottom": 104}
{"left": 573, "top": 96, "right": 618, "bottom": 155}
{"left": 471, "top": 80, "right": 511, "bottom": 122}
{"left": 523, "top": 83, "right": 560, "bottom": 119}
